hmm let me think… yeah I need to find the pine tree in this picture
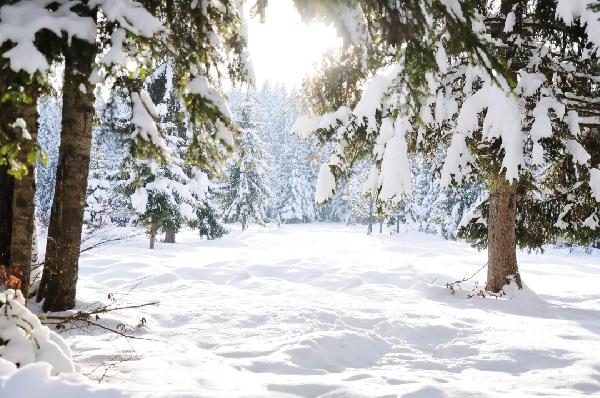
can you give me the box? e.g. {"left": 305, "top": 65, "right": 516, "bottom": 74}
{"left": 296, "top": 1, "right": 600, "bottom": 294}
{"left": 222, "top": 96, "right": 271, "bottom": 230}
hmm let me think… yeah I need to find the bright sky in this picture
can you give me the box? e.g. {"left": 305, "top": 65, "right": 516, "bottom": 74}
{"left": 247, "top": 0, "right": 342, "bottom": 89}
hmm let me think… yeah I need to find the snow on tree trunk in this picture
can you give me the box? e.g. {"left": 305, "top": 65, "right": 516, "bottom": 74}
{"left": 486, "top": 178, "right": 522, "bottom": 293}
{"left": 38, "top": 32, "right": 97, "bottom": 312}
{"left": 10, "top": 103, "right": 38, "bottom": 296}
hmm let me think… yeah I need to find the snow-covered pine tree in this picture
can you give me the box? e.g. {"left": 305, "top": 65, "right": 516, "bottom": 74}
{"left": 295, "top": 1, "right": 600, "bottom": 294}
{"left": 222, "top": 95, "right": 271, "bottom": 230}
{"left": 190, "top": 178, "right": 228, "bottom": 240}
{"left": 275, "top": 142, "right": 316, "bottom": 223}
{"left": 117, "top": 66, "right": 198, "bottom": 248}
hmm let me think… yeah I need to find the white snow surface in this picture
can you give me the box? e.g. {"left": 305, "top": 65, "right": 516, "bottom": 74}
{"left": 45, "top": 224, "right": 600, "bottom": 397}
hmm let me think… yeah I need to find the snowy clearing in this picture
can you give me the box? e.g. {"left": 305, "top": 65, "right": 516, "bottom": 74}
{"left": 48, "top": 224, "right": 600, "bottom": 397}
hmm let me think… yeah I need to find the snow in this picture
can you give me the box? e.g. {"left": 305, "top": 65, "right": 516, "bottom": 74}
{"left": 50, "top": 224, "right": 600, "bottom": 397}
{"left": 315, "top": 164, "right": 336, "bottom": 204}
{"left": 0, "top": 359, "right": 124, "bottom": 397}
{"left": 556, "top": 0, "right": 600, "bottom": 47}
{"left": 590, "top": 168, "right": 600, "bottom": 201}
{"left": 0, "top": 0, "right": 96, "bottom": 74}
{"left": 378, "top": 119, "right": 411, "bottom": 201}
{"left": 184, "top": 75, "right": 232, "bottom": 121}
{"left": 10, "top": 118, "right": 31, "bottom": 140}
{"left": 0, "top": 289, "right": 74, "bottom": 374}
{"left": 454, "top": 82, "right": 524, "bottom": 182}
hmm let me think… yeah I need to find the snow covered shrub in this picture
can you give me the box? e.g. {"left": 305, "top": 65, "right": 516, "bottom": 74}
{"left": 0, "top": 290, "right": 74, "bottom": 374}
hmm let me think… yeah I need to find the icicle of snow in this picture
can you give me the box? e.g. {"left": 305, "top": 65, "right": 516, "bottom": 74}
{"left": 315, "top": 164, "right": 336, "bottom": 204}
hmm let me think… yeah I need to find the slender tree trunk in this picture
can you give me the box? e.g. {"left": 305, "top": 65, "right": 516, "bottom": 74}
{"left": 379, "top": 221, "right": 383, "bottom": 234}
{"left": 242, "top": 220, "right": 247, "bottom": 231}
{"left": 396, "top": 216, "right": 400, "bottom": 233}
{"left": 164, "top": 228, "right": 176, "bottom": 243}
{"left": 37, "top": 31, "right": 97, "bottom": 311}
{"left": 367, "top": 198, "right": 373, "bottom": 235}
{"left": 486, "top": 178, "right": 522, "bottom": 292}
{"left": 0, "top": 166, "right": 13, "bottom": 268}
{"left": 149, "top": 225, "right": 157, "bottom": 249}
{"left": 10, "top": 103, "right": 39, "bottom": 296}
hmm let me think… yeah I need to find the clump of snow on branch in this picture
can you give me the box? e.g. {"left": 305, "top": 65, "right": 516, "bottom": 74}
{"left": 315, "top": 164, "right": 336, "bottom": 204}
{"left": 185, "top": 75, "right": 233, "bottom": 122}
{"left": 0, "top": 0, "right": 96, "bottom": 75}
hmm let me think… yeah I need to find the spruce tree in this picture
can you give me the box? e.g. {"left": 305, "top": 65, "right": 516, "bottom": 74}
{"left": 222, "top": 96, "right": 271, "bottom": 230}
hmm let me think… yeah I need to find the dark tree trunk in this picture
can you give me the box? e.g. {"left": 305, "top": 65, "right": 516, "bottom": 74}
{"left": 37, "top": 31, "right": 97, "bottom": 311}
{"left": 486, "top": 178, "right": 522, "bottom": 292}
{"left": 164, "top": 228, "right": 176, "bottom": 243}
{"left": 10, "top": 103, "right": 39, "bottom": 296}
{"left": 149, "top": 225, "right": 157, "bottom": 249}
{"left": 379, "top": 221, "right": 383, "bottom": 234}
{"left": 0, "top": 166, "right": 13, "bottom": 268}
{"left": 396, "top": 216, "right": 400, "bottom": 233}
{"left": 367, "top": 198, "right": 374, "bottom": 235}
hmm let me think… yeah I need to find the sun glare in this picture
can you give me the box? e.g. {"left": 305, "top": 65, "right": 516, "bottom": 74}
{"left": 247, "top": 0, "right": 342, "bottom": 89}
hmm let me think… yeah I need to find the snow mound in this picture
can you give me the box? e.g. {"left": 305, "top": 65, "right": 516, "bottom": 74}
{"left": 282, "top": 331, "right": 391, "bottom": 372}
{"left": 0, "top": 289, "right": 74, "bottom": 374}
{"left": 0, "top": 359, "right": 125, "bottom": 397}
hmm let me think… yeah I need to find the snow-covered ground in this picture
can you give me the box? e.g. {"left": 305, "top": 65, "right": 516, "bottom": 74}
{"left": 49, "top": 224, "right": 600, "bottom": 397}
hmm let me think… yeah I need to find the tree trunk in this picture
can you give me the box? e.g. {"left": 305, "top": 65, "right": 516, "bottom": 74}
{"left": 367, "top": 198, "right": 373, "bottom": 235}
{"left": 396, "top": 216, "right": 400, "bottom": 233}
{"left": 486, "top": 178, "right": 522, "bottom": 292}
{"left": 149, "top": 225, "right": 157, "bottom": 249}
{"left": 379, "top": 221, "right": 383, "bottom": 234}
{"left": 0, "top": 166, "right": 13, "bottom": 268}
{"left": 241, "top": 220, "right": 247, "bottom": 231}
{"left": 164, "top": 228, "right": 176, "bottom": 243}
{"left": 37, "top": 31, "right": 97, "bottom": 311}
{"left": 10, "top": 103, "right": 39, "bottom": 296}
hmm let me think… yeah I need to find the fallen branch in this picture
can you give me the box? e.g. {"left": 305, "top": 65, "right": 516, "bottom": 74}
{"left": 40, "top": 300, "right": 163, "bottom": 342}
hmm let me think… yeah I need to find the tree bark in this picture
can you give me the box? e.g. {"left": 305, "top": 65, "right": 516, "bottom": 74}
{"left": 37, "top": 31, "right": 97, "bottom": 311}
{"left": 149, "top": 225, "right": 157, "bottom": 249}
{"left": 0, "top": 166, "right": 13, "bottom": 268}
{"left": 10, "top": 103, "right": 39, "bottom": 296}
{"left": 486, "top": 178, "right": 522, "bottom": 292}
{"left": 164, "top": 228, "right": 176, "bottom": 243}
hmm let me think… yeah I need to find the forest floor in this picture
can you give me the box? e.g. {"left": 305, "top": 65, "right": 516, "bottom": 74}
{"left": 41, "top": 223, "right": 600, "bottom": 397}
